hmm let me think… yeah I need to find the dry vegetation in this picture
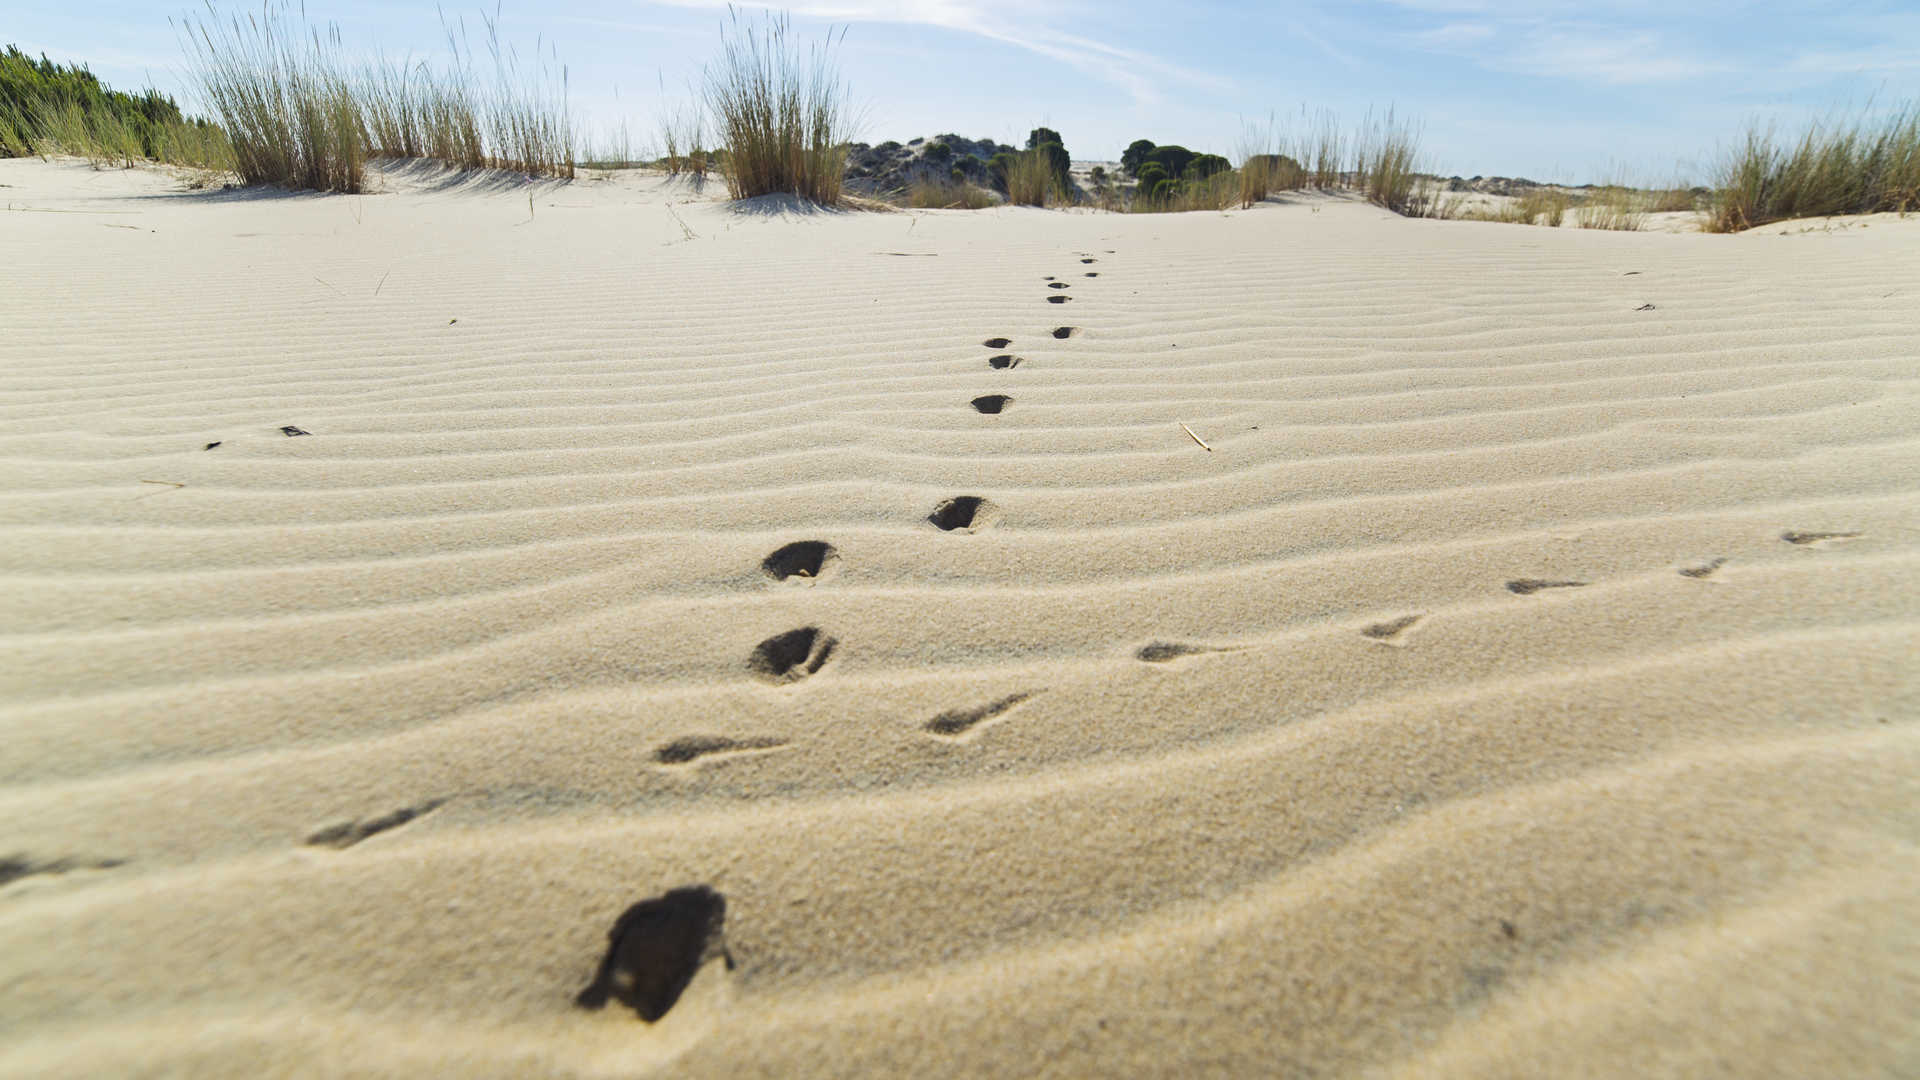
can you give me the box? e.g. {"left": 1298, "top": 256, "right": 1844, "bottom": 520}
{"left": 178, "top": 0, "right": 573, "bottom": 193}
{"left": 1708, "top": 102, "right": 1920, "bottom": 231}
{"left": 702, "top": 10, "right": 852, "bottom": 204}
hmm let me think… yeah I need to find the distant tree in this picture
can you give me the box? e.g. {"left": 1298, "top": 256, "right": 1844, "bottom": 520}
{"left": 1089, "top": 164, "right": 1107, "bottom": 186}
{"left": 1121, "top": 139, "right": 1156, "bottom": 177}
{"left": 1141, "top": 144, "right": 1196, "bottom": 181}
{"left": 1026, "top": 126, "right": 1063, "bottom": 151}
{"left": 1184, "top": 153, "right": 1230, "bottom": 182}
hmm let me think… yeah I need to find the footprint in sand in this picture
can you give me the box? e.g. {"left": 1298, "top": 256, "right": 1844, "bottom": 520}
{"left": 971, "top": 394, "right": 1012, "bottom": 414}
{"left": 1136, "top": 641, "right": 1238, "bottom": 663}
{"left": 762, "top": 540, "right": 837, "bottom": 582}
{"left": 1781, "top": 530, "right": 1862, "bottom": 548}
{"left": 928, "top": 496, "right": 997, "bottom": 532}
{"left": 1506, "top": 579, "right": 1587, "bottom": 595}
{"left": 1080, "top": 257, "right": 1096, "bottom": 264}
{"left": 988, "top": 354, "right": 1021, "bottom": 370}
{"left": 1047, "top": 282, "right": 1070, "bottom": 290}
{"left": 0, "top": 854, "right": 125, "bottom": 888}
{"left": 748, "top": 627, "right": 836, "bottom": 683}
{"left": 305, "top": 798, "right": 447, "bottom": 849}
{"left": 1678, "top": 558, "right": 1728, "bottom": 579}
{"left": 1047, "top": 295, "right": 1072, "bottom": 304}
{"left": 576, "top": 885, "right": 731, "bottom": 1022}
{"left": 653, "top": 735, "right": 789, "bottom": 766}
{"left": 1360, "top": 614, "right": 1423, "bottom": 646}
{"left": 924, "top": 692, "right": 1036, "bottom": 738}
{"left": 982, "top": 337, "right": 1012, "bottom": 349}
{"left": 1051, "top": 326, "right": 1080, "bottom": 339}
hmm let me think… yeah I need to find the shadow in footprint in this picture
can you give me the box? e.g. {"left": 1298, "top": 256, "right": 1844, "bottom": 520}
{"left": 762, "top": 540, "right": 837, "bottom": 582}
{"left": 1679, "top": 558, "right": 1728, "bottom": 579}
{"left": 983, "top": 337, "right": 1012, "bottom": 349}
{"left": 1047, "top": 295, "right": 1072, "bottom": 304}
{"left": 306, "top": 798, "right": 447, "bottom": 849}
{"left": 1361, "top": 614, "right": 1422, "bottom": 645}
{"left": 749, "top": 627, "right": 836, "bottom": 683}
{"left": 1136, "top": 641, "right": 1236, "bottom": 663}
{"left": 1047, "top": 282, "right": 1070, "bottom": 290}
{"left": 1080, "top": 257, "right": 1096, "bottom": 264}
{"left": 1084, "top": 272, "right": 1099, "bottom": 277}
{"left": 1051, "top": 326, "right": 1080, "bottom": 339}
{"left": 988, "top": 354, "right": 1020, "bottom": 370}
{"left": 1507, "top": 579, "right": 1587, "bottom": 595}
{"left": 1782, "top": 530, "right": 1862, "bottom": 547}
{"left": 928, "top": 496, "right": 996, "bottom": 532}
{"left": 0, "top": 854, "right": 125, "bottom": 888}
{"left": 654, "top": 735, "right": 787, "bottom": 765}
{"left": 926, "top": 692, "right": 1035, "bottom": 737}
{"left": 575, "top": 885, "right": 731, "bottom": 1022}
{"left": 971, "top": 394, "right": 1012, "bottom": 414}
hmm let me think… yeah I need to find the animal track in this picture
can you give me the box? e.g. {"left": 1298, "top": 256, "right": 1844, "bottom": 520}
{"left": 928, "top": 495, "right": 997, "bottom": 532}
{"left": 762, "top": 540, "right": 837, "bottom": 582}
{"left": 1136, "top": 641, "right": 1236, "bottom": 663}
{"left": 748, "top": 627, "right": 836, "bottom": 683}
{"left": 576, "top": 885, "right": 731, "bottom": 1022}
{"left": 305, "top": 798, "right": 447, "bottom": 849}
{"left": 1781, "top": 530, "right": 1862, "bottom": 547}
{"left": 925, "top": 692, "right": 1035, "bottom": 737}
{"left": 988, "top": 354, "right": 1020, "bottom": 370}
{"left": 653, "top": 735, "right": 788, "bottom": 765}
{"left": 0, "top": 854, "right": 124, "bottom": 887}
{"left": 1506, "top": 579, "right": 1588, "bottom": 595}
{"left": 1051, "top": 326, "right": 1080, "bottom": 339}
{"left": 1361, "top": 614, "right": 1423, "bottom": 644}
{"left": 971, "top": 394, "right": 1012, "bottom": 414}
{"left": 1678, "top": 558, "right": 1728, "bottom": 579}
{"left": 982, "top": 337, "right": 1012, "bottom": 348}
{"left": 1047, "top": 295, "right": 1071, "bottom": 304}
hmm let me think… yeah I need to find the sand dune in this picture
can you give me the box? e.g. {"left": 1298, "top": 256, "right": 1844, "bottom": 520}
{"left": 2, "top": 158, "right": 1916, "bottom": 1077}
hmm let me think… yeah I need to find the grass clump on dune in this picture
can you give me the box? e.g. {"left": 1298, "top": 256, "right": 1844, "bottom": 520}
{"left": 907, "top": 177, "right": 993, "bottom": 209}
{"left": 703, "top": 9, "right": 852, "bottom": 205}
{"left": 179, "top": 1, "right": 574, "bottom": 194}
{"left": 1708, "top": 102, "right": 1920, "bottom": 231}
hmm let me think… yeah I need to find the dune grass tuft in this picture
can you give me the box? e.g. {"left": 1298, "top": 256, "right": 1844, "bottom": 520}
{"left": 1707, "top": 102, "right": 1920, "bottom": 231}
{"left": 703, "top": 10, "right": 852, "bottom": 205}
{"left": 178, "top": 1, "right": 573, "bottom": 194}
{"left": 1002, "top": 147, "right": 1060, "bottom": 206}
{"left": 906, "top": 178, "right": 994, "bottom": 209}
{"left": 1575, "top": 184, "right": 1648, "bottom": 230}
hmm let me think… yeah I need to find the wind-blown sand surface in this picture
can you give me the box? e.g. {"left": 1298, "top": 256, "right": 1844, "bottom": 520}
{"left": 2, "top": 157, "right": 1917, "bottom": 1077}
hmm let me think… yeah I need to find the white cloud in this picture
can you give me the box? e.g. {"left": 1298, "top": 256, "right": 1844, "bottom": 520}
{"left": 644, "top": 0, "right": 1227, "bottom": 103}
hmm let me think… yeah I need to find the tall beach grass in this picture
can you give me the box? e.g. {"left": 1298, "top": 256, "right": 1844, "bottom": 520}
{"left": 702, "top": 10, "right": 853, "bottom": 204}
{"left": 1708, "top": 101, "right": 1920, "bottom": 231}
{"left": 178, "top": 1, "right": 574, "bottom": 193}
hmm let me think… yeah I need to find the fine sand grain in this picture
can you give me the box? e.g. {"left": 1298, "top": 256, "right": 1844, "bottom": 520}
{"left": 2, "top": 157, "right": 1917, "bottom": 1077}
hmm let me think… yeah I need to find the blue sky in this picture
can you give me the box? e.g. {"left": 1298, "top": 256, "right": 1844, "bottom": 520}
{"left": 9, "top": 1, "right": 1918, "bottom": 183}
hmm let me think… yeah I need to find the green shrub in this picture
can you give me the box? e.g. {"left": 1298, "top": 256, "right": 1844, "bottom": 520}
{"left": 1135, "top": 160, "right": 1168, "bottom": 192}
{"left": 1184, "top": 153, "right": 1229, "bottom": 182}
{"left": 924, "top": 139, "right": 951, "bottom": 162}
{"left": 1121, "top": 138, "right": 1155, "bottom": 177}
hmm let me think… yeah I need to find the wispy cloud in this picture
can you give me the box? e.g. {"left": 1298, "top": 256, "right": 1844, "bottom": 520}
{"left": 646, "top": 0, "right": 1227, "bottom": 103}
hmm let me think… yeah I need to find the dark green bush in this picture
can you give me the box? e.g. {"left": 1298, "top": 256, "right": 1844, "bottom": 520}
{"left": 1185, "top": 153, "right": 1229, "bottom": 182}
{"left": 1122, "top": 138, "right": 1155, "bottom": 176}
{"left": 1142, "top": 144, "right": 1195, "bottom": 181}
{"left": 924, "top": 140, "right": 952, "bottom": 162}
{"left": 1026, "top": 126, "right": 1062, "bottom": 151}
{"left": 987, "top": 150, "right": 1014, "bottom": 192}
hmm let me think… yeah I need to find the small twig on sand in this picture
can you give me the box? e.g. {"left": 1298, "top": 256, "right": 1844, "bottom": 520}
{"left": 1179, "top": 422, "right": 1213, "bottom": 452}
{"left": 665, "top": 203, "right": 698, "bottom": 241}
{"left": 374, "top": 270, "right": 390, "bottom": 297}
{"left": 135, "top": 479, "right": 186, "bottom": 500}
{"left": 314, "top": 276, "right": 342, "bottom": 295}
